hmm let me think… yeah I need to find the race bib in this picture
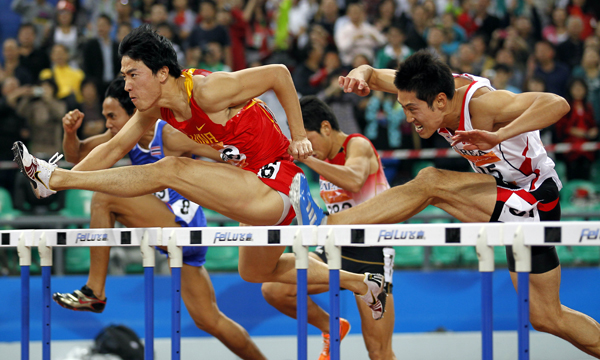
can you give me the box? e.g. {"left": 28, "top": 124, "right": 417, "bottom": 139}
{"left": 154, "top": 189, "right": 170, "bottom": 203}
{"left": 257, "top": 161, "right": 281, "bottom": 180}
{"left": 326, "top": 200, "right": 356, "bottom": 214}
{"left": 170, "top": 199, "right": 200, "bottom": 224}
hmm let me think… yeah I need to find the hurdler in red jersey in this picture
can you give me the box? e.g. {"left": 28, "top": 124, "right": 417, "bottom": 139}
{"left": 160, "top": 69, "right": 303, "bottom": 223}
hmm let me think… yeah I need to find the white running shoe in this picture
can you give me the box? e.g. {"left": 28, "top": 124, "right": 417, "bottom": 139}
{"left": 357, "top": 273, "right": 387, "bottom": 320}
{"left": 12, "top": 141, "right": 62, "bottom": 199}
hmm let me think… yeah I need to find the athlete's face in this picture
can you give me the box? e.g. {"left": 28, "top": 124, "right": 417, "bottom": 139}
{"left": 103, "top": 97, "right": 131, "bottom": 135}
{"left": 305, "top": 121, "right": 334, "bottom": 160}
{"left": 121, "top": 56, "right": 167, "bottom": 112}
{"left": 397, "top": 90, "right": 445, "bottom": 139}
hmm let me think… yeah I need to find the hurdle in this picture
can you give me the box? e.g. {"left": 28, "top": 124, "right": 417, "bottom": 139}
{"left": 4, "top": 221, "right": 599, "bottom": 360}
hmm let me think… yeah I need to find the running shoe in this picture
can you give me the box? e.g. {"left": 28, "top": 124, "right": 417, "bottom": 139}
{"left": 357, "top": 273, "right": 387, "bottom": 320}
{"left": 12, "top": 141, "right": 62, "bottom": 199}
{"left": 290, "top": 173, "right": 326, "bottom": 225}
{"left": 318, "top": 318, "right": 351, "bottom": 360}
{"left": 52, "top": 285, "right": 107, "bottom": 313}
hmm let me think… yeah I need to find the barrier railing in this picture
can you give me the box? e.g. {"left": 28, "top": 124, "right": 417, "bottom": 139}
{"left": 2, "top": 221, "right": 599, "bottom": 360}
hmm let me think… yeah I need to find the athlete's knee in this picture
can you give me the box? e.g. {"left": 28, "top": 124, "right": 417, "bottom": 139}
{"left": 364, "top": 341, "right": 388, "bottom": 360}
{"left": 189, "top": 306, "right": 222, "bottom": 333}
{"left": 261, "top": 282, "right": 296, "bottom": 305}
{"left": 156, "top": 156, "right": 188, "bottom": 173}
{"left": 529, "top": 308, "right": 560, "bottom": 335}
{"left": 90, "top": 192, "right": 115, "bottom": 212}
{"left": 415, "top": 166, "right": 443, "bottom": 185}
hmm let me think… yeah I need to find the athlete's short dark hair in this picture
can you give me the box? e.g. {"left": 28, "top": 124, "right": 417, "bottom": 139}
{"left": 105, "top": 78, "right": 136, "bottom": 116}
{"left": 300, "top": 95, "right": 340, "bottom": 133}
{"left": 394, "top": 50, "right": 455, "bottom": 108}
{"left": 119, "top": 24, "right": 181, "bottom": 78}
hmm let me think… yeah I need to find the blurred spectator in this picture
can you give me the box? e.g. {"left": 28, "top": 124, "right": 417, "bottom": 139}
{"left": 555, "top": 78, "right": 598, "bottom": 180}
{"left": 567, "top": 0, "right": 596, "bottom": 40}
{"left": 456, "top": 0, "right": 478, "bottom": 38}
{"left": 188, "top": 0, "right": 233, "bottom": 69}
{"left": 112, "top": 0, "right": 141, "bottom": 40}
{"left": 82, "top": 0, "right": 117, "bottom": 37}
{"left": 404, "top": 4, "right": 428, "bottom": 51}
{"left": 311, "top": 0, "right": 338, "bottom": 38}
{"left": 440, "top": 12, "right": 466, "bottom": 56}
{"left": 426, "top": 27, "right": 448, "bottom": 63}
{"left": 157, "top": 22, "right": 185, "bottom": 65}
{"left": 116, "top": 21, "right": 133, "bottom": 42}
{"left": 488, "top": 63, "right": 521, "bottom": 93}
{"left": 15, "top": 78, "right": 66, "bottom": 157}
{"left": 496, "top": 48, "right": 525, "bottom": 90}
{"left": 471, "top": 0, "right": 501, "bottom": 42}
{"left": 296, "top": 23, "right": 329, "bottom": 52}
{"left": 470, "top": 34, "right": 494, "bottom": 75}
{"left": 374, "top": 25, "right": 412, "bottom": 69}
{"left": 556, "top": 16, "right": 585, "bottom": 70}
{"left": 78, "top": 79, "right": 105, "bottom": 138}
{"left": 572, "top": 48, "right": 600, "bottom": 125}
{"left": 82, "top": 14, "right": 121, "bottom": 94}
{"left": 134, "top": 0, "right": 155, "bottom": 24}
{"left": 308, "top": 48, "right": 344, "bottom": 90}
{"left": 48, "top": 0, "right": 81, "bottom": 58}
{"left": 364, "top": 90, "right": 405, "bottom": 149}
{"left": 39, "top": 43, "right": 85, "bottom": 108}
{"left": 584, "top": 34, "right": 600, "bottom": 53}
{"left": 198, "top": 41, "right": 232, "bottom": 72}
{"left": 0, "top": 77, "right": 30, "bottom": 190}
{"left": 245, "top": 0, "right": 274, "bottom": 64}
{"left": 1, "top": 38, "right": 34, "bottom": 85}
{"left": 334, "top": 2, "right": 386, "bottom": 66}
{"left": 317, "top": 68, "right": 362, "bottom": 135}
{"left": 373, "top": 0, "right": 400, "bottom": 33}
{"left": 10, "top": 0, "right": 55, "bottom": 46}
{"left": 149, "top": 3, "right": 169, "bottom": 29}
{"left": 543, "top": 7, "right": 568, "bottom": 45}
{"left": 292, "top": 42, "right": 323, "bottom": 96}
{"left": 169, "top": 0, "right": 196, "bottom": 40}
{"left": 288, "top": 0, "right": 318, "bottom": 41}
{"left": 514, "top": 15, "right": 541, "bottom": 53}
{"left": 17, "top": 23, "right": 51, "bottom": 80}
{"left": 450, "top": 43, "right": 477, "bottom": 75}
{"left": 524, "top": 75, "right": 546, "bottom": 92}
{"left": 531, "top": 40, "right": 570, "bottom": 97}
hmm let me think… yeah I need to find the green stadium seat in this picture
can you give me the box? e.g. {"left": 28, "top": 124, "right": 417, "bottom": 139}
{"left": 0, "top": 187, "right": 22, "bottom": 219}
{"left": 430, "top": 246, "right": 460, "bottom": 267}
{"left": 554, "top": 161, "right": 566, "bottom": 182}
{"left": 393, "top": 246, "right": 424, "bottom": 268}
{"left": 460, "top": 246, "right": 479, "bottom": 266}
{"left": 203, "top": 247, "right": 239, "bottom": 271}
{"left": 494, "top": 246, "right": 508, "bottom": 266}
{"left": 572, "top": 247, "right": 600, "bottom": 265}
{"left": 60, "top": 190, "right": 94, "bottom": 217}
{"left": 555, "top": 246, "right": 574, "bottom": 266}
{"left": 411, "top": 160, "right": 435, "bottom": 178}
{"left": 64, "top": 247, "right": 91, "bottom": 274}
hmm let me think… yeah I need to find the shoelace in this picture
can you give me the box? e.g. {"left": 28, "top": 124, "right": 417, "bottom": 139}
{"left": 321, "top": 335, "right": 330, "bottom": 355}
{"left": 48, "top": 152, "right": 64, "bottom": 165}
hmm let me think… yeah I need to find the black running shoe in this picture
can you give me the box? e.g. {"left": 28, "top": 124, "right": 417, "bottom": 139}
{"left": 53, "top": 285, "right": 107, "bottom": 313}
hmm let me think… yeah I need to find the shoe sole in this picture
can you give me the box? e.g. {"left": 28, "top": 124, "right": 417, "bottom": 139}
{"left": 289, "top": 174, "right": 303, "bottom": 225}
{"left": 52, "top": 293, "right": 104, "bottom": 313}
{"left": 12, "top": 141, "right": 41, "bottom": 199}
{"left": 374, "top": 289, "right": 387, "bottom": 320}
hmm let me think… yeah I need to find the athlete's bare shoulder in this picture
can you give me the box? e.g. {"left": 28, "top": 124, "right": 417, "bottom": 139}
{"left": 346, "top": 135, "right": 376, "bottom": 160}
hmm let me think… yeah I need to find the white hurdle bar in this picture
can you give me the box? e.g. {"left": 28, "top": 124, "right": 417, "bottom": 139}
{"left": 4, "top": 221, "right": 600, "bottom": 360}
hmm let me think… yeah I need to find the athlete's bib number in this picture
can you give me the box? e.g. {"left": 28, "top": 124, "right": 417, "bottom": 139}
{"left": 170, "top": 199, "right": 200, "bottom": 224}
{"left": 326, "top": 200, "right": 355, "bottom": 214}
{"left": 220, "top": 145, "right": 247, "bottom": 168}
{"left": 154, "top": 190, "right": 170, "bottom": 202}
{"left": 476, "top": 163, "right": 504, "bottom": 182}
{"left": 257, "top": 161, "right": 281, "bottom": 180}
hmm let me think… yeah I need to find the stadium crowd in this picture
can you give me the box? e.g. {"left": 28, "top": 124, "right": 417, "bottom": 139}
{"left": 1, "top": 0, "right": 600, "bottom": 192}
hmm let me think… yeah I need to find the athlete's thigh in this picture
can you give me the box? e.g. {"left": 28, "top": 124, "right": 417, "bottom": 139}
{"left": 95, "top": 192, "right": 179, "bottom": 228}
{"left": 509, "top": 266, "right": 562, "bottom": 317}
{"left": 355, "top": 294, "right": 395, "bottom": 349}
{"left": 430, "top": 169, "right": 497, "bottom": 223}
{"left": 171, "top": 159, "right": 284, "bottom": 225}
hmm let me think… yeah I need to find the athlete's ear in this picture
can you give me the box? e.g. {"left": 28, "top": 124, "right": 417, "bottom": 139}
{"left": 320, "top": 120, "right": 331, "bottom": 136}
{"left": 436, "top": 93, "right": 447, "bottom": 110}
{"left": 158, "top": 66, "right": 169, "bottom": 82}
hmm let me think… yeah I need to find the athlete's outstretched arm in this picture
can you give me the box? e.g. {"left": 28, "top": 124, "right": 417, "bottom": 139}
{"left": 299, "top": 137, "right": 373, "bottom": 193}
{"left": 452, "top": 90, "right": 570, "bottom": 150}
{"left": 161, "top": 124, "right": 224, "bottom": 162}
{"left": 72, "top": 110, "right": 158, "bottom": 171}
{"left": 339, "top": 65, "right": 397, "bottom": 96}
{"left": 194, "top": 65, "right": 312, "bottom": 159}
{"left": 62, "top": 109, "right": 113, "bottom": 163}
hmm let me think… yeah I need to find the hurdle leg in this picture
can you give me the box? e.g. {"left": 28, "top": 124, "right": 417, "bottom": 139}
{"left": 18, "top": 232, "right": 31, "bottom": 360}
{"left": 39, "top": 232, "right": 53, "bottom": 360}
{"left": 168, "top": 230, "right": 183, "bottom": 360}
{"left": 141, "top": 230, "right": 156, "bottom": 360}
{"left": 325, "top": 229, "right": 341, "bottom": 360}
{"left": 513, "top": 226, "right": 531, "bottom": 360}
{"left": 293, "top": 229, "right": 309, "bottom": 360}
{"left": 476, "top": 227, "right": 494, "bottom": 360}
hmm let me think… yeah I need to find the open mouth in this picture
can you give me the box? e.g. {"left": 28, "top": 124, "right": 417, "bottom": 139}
{"left": 415, "top": 124, "right": 424, "bottom": 133}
